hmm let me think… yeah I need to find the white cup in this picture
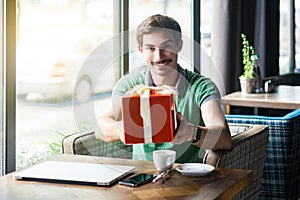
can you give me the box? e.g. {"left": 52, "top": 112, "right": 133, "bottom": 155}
{"left": 153, "top": 150, "right": 176, "bottom": 172}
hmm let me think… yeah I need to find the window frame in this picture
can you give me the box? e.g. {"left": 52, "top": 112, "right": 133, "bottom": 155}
{"left": 5, "top": 0, "right": 17, "bottom": 174}
{"left": 0, "top": 0, "right": 4, "bottom": 176}
{"left": 281, "top": 0, "right": 298, "bottom": 73}
{"left": 289, "top": 0, "right": 296, "bottom": 72}
{"left": 193, "top": 0, "right": 201, "bottom": 73}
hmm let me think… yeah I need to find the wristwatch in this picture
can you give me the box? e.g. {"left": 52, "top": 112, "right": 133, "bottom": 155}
{"left": 192, "top": 126, "right": 202, "bottom": 144}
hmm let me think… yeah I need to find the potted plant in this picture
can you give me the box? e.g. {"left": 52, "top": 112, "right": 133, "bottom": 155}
{"left": 239, "top": 33, "right": 258, "bottom": 94}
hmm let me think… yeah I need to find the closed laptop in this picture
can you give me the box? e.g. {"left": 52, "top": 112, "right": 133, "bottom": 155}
{"left": 13, "top": 160, "right": 135, "bottom": 186}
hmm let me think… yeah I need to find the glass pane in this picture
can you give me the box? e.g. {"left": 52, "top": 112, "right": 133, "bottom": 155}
{"left": 279, "top": 0, "right": 292, "bottom": 74}
{"left": 200, "top": 0, "right": 212, "bottom": 56}
{"left": 295, "top": 1, "right": 300, "bottom": 72}
{"left": 128, "top": 0, "right": 192, "bottom": 71}
{"left": 16, "top": 0, "right": 116, "bottom": 169}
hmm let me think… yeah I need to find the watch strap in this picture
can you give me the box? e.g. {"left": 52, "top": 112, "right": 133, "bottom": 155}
{"left": 192, "top": 126, "right": 201, "bottom": 144}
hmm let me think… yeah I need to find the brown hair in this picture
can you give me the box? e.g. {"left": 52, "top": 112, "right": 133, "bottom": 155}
{"left": 136, "top": 14, "right": 182, "bottom": 47}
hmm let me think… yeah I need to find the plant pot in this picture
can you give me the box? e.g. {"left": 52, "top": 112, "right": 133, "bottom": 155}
{"left": 239, "top": 77, "right": 254, "bottom": 94}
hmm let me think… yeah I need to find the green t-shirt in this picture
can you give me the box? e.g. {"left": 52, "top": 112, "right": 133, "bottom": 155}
{"left": 113, "top": 66, "right": 220, "bottom": 163}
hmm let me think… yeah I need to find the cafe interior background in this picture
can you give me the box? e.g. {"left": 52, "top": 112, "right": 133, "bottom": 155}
{"left": 0, "top": 0, "right": 297, "bottom": 177}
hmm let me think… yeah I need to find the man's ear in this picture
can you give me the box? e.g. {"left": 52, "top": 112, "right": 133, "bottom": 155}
{"left": 138, "top": 45, "right": 143, "bottom": 53}
{"left": 178, "top": 39, "right": 183, "bottom": 52}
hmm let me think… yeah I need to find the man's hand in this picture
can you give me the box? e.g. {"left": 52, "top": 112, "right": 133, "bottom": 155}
{"left": 172, "top": 112, "right": 195, "bottom": 144}
{"left": 96, "top": 109, "right": 124, "bottom": 143}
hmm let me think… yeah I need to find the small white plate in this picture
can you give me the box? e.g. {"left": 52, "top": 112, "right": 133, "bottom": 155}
{"left": 176, "top": 163, "right": 215, "bottom": 176}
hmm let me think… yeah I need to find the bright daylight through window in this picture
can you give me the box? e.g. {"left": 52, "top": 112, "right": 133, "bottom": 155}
{"left": 279, "top": 0, "right": 300, "bottom": 74}
{"left": 128, "top": 0, "right": 193, "bottom": 72}
{"left": 16, "top": 0, "right": 115, "bottom": 170}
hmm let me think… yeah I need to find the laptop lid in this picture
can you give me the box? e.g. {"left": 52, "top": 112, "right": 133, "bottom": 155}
{"left": 13, "top": 160, "right": 135, "bottom": 186}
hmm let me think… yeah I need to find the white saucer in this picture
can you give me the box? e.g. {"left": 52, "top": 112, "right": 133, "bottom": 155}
{"left": 176, "top": 163, "right": 215, "bottom": 176}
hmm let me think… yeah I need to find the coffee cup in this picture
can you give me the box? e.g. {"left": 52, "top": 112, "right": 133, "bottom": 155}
{"left": 153, "top": 150, "right": 176, "bottom": 172}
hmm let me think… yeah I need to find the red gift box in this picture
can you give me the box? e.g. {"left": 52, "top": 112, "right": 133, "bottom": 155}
{"left": 122, "top": 86, "right": 177, "bottom": 144}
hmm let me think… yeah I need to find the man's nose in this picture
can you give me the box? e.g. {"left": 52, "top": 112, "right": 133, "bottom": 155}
{"left": 153, "top": 48, "right": 165, "bottom": 61}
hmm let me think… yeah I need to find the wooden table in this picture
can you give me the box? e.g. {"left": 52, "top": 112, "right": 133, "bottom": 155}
{"left": 0, "top": 154, "right": 253, "bottom": 200}
{"left": 222, "top": 85, "right": 300, "bottom": 114}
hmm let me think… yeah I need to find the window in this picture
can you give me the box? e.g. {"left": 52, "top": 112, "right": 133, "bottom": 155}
{"left": 16, "top": 0, "right": 116, "bottom": 170}
{"left": 128, "top": 0, "right": 193, "bottom": 72}
{"left": 200, "top": 0, "right": 212, "bottom": 55}
{"left": 4, "top": 0, "right": 211, "bottom": 173}
{"left": 279, "top": 0, "right": 300, "bottom": 74}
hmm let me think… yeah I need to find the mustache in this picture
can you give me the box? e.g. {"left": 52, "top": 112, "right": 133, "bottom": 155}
{"left": 152, "top": 59, "right": 173, "bottom": 65}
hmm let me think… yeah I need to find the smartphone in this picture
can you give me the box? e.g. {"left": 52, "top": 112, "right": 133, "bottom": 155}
{"left": 119, "top": 173, "right": 155, "bottom": 187}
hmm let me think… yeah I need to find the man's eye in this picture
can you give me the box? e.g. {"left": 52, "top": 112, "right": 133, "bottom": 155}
{"left": 161, "top": 45, "right": 169, "bottom": 50}
{"left": 144, "top": 47, "right": 155, "bottom": 51}
{"left": 161, "top": 44, "right": 173, "bottom": 51}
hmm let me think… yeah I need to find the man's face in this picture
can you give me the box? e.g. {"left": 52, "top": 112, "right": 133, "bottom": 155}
{"left": 139, "top": 30, "right": 182, "bottom": 76}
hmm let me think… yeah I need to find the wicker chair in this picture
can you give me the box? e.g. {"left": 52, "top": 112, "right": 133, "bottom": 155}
{"left": 62, "top": 124, "right": 269, "bottom": 200}
{"left": 62, "top": 128, "right": 133, "bottom": 159}
{"left": 204, "top": 124, "right": 268, "bottom": 200}
{"left": 226, "top": 108, "right": 300, "bottom": 200}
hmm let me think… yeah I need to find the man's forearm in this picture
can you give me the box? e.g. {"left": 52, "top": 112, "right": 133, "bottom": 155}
{"left": 96, "top": 116, "right": 123, "bottom": 142}
{"left": 194, "top": 125, "right": 232, "bottom": 150}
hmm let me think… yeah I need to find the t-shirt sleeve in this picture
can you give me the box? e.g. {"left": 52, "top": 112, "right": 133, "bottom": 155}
{"left": 111, "top": 72, "right": 146, "bottom": 119}
{"left": 112, "top": 71, "right": 146, "bottom": 97}
{"left": 191, "top": 75, "right": 221, "bottom": 107}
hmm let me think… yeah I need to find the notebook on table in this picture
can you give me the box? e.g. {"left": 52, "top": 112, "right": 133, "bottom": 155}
{"left": 13, "top": 160, "right": 135, "bottom": 186}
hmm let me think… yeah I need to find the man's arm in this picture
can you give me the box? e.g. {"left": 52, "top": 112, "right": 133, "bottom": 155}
{"left": 95, "top": 108, "right": 124, "bottom": 142}
{"left": 196, "top": 99, "right": 232, "bottom": 150}
{"left": 95, "top": 91, "right": 125, "bottom": 143}
{"left": 95, "top": 84, "right": 146, "bottom": 143}
{"left": 172, "top": 99, "right": 232, "bottom": 151}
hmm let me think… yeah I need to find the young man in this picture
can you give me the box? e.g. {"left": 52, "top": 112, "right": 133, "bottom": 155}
{"left": 96, "top": 14, "right": 232, "bottom": 163}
